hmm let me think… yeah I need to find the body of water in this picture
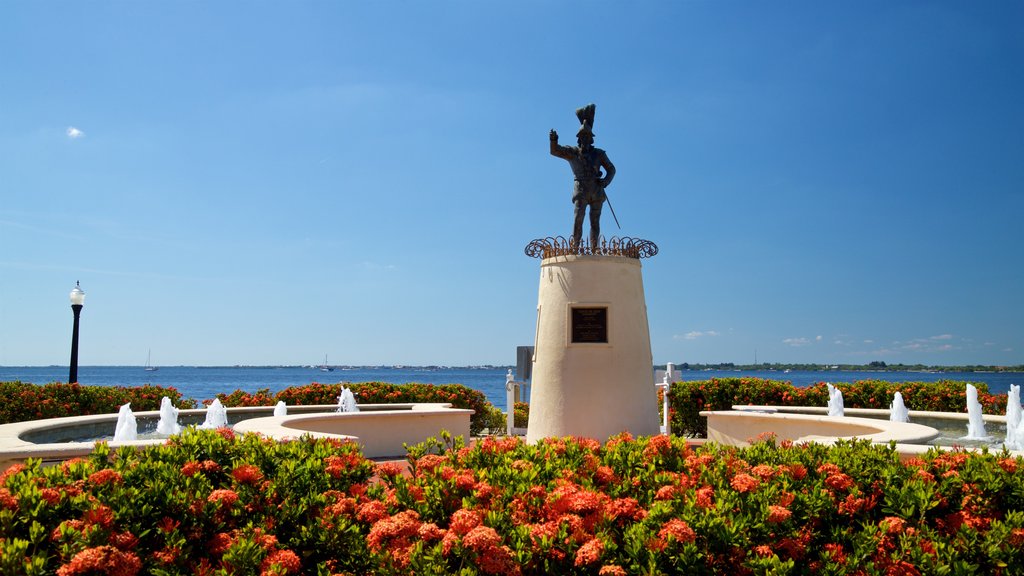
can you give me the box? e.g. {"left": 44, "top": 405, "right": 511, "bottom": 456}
{"left": 1, "top": 366, "right": 1020, "bottom": 411}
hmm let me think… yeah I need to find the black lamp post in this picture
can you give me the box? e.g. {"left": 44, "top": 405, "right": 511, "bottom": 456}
{"left": 68, "top": 281, "right": 85, "bottom": 384}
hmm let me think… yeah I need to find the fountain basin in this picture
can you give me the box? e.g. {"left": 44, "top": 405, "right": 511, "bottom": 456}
{"left": 702, "top": 410, "right": 940, "bottom": 449}
{"left": 0, "top": 403, "right": 472, "bottom": 469}
{"left": 703, "top": 405, "right": 1024, "bottom": 459}
{"left": 233, "top": 403, "right": 472, "bottom": 459}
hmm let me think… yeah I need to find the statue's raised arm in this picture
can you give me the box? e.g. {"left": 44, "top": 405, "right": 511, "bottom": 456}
{"left": 549, "top": 103, "right": 615, "bottom": 248}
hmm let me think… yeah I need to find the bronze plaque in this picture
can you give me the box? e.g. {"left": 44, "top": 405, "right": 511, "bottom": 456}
{"left": 571, "top": 307, "right": 608, "bottom": 343}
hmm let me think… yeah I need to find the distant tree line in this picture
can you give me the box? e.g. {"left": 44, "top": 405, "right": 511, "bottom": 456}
{"left": 662, "top": 361, "right": 1024, "bottom": 373}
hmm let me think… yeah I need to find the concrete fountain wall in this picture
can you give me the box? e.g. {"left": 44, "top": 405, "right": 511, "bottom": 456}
{"left": 702, "top": 405, "right": 1024, "bottom": 459}
{"left": 0, "top": 403, "right": 472, "bottom": 470}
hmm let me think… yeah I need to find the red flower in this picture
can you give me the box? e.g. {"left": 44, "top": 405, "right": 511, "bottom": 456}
{"left": 40, "top": 487, "right": 61, "bottom": 505}
{"left": 694, "top": 485, "right": 714, "bottom": 509}
{"left": 455, "top": 471, "right": 478, "bottom": 490}
{"left": 449, "top": 509, "right": 482, "bottom": 536}
{"left": 88, "top": 469, "right": 123, "bottom": 486}
{"left": 367, "top": 510, "right": 422, "bottom": 552}
{"left": 260, "top": 549, "right": 301, "bottom": 575}
{"left": 599, "top": 566, "right": 627, "bottom": 576}
{"left": 207, "top": 489, "right": 239, "bottom": 507}
{"left": 787, "top": 463, "right": 807, "bottom": 480}
{"left": 658, "top": 519, "right": 696, "bottom": 544}
{"left": 156, "top": 517, "right": 180, "bottom": 533}
{"left": 83, "top": 505, "right": 115, "bottom": 529}
{"left": 751, "top": 464, "right": 776, "bottom": 480}
{"left": 180, "top": 461, "right": 201, "bottom": 476}
{"left": 607, "top": 497, "right": 646, "bottom": 523}
{"left": 574, "top": 538, "right": 604, "bottom": 566}
{"left": 463, "top": 525, "right": 502, "bottom": 553}
{"left": 56, "top": 546, "right": 141, "bottom": 576}
{"left": 880, "top": 516, "right": 906, "bottom": 535}
{"left": 209, "top": 532, "right": 234, "bottom": 555}
{"left": 822, "top": 542, "right": 847, "bottom": 564}
{"left": 231, "top": 464, "right": 264, "bottom": 485}
{"left": 824, "top": 472, "right": 854, "bottom": 492}
{"left": 356, "top": 500, "right": 389, "bottom": 524}
{"left": 418, "top": 522, "right": 444, "bottom": 541}
{"left": 767, "top": 505, "right": 791, "bottom": 523}
{"left": 998, "top": 458, "right": 1018, "bottom": 474}
{"left": 654, "top": 485, "right": 678, "bottom": 501}
{"left": 374, "top": 461, "right": 405, "bottom": 479}
{"left": 730, "top": 473, "right": 760, "bottom": 494}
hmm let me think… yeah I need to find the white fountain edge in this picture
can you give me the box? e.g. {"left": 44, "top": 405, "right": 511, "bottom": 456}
{"left": 730, "top": 405, "right": 1009, "bottom": 423}
{"left": 0, "top": 403, "right": 470, "bottom": 467}
{"left": 710, "top": 406, "right": 1024, "bottom": 458}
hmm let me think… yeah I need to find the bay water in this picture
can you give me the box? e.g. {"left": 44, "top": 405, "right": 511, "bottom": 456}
{"left": 0, "top": 365, "right": 1019, "bottom": 411}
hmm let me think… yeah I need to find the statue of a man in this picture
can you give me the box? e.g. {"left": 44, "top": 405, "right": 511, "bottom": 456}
{"left": 550, "top": 103, "right": 616, "bottom": 249}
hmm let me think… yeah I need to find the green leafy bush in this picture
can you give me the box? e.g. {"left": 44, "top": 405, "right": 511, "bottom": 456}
{"left": 2, "top": 431, "right": 1022, "bottom": 574}
{"left": 669, "top": 378, "right": 1006, "bottom": 437}
{"left": 0, "top": 382, "right": 195, "bottom": 425}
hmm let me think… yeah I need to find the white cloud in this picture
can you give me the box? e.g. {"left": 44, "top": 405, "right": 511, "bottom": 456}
{"left": 66, "top": 126, "right": 84, "bottom": 139}
{"left": 676, "top": 330, "right": 720, "bottom": 340}
{"left": 930, "top": 334, "right": 953, "bottom": 341}
{"left": 783, "top": 337, "right": 811, "bottom": 347}
{"left": 816, "top": 335, "right": 823, "bottom": 341}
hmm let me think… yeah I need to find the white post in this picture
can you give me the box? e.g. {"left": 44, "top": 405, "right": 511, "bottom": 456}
{"left": 505, "top": 369, "right": 516, "bottom": 435}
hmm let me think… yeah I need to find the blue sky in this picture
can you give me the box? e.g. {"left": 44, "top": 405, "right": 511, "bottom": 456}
{"left": 1, "top": 1, "right": 1021, "bottom": 367}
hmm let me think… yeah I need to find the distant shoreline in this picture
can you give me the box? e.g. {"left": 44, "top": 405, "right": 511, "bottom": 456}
{"left": 667, "top": 362, "right": 1024, "bottom": 373}
{"left": 2, "top": 363, "right": 1021, "bottom": 373}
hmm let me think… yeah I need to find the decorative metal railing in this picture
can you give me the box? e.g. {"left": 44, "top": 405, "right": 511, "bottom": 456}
{"left": 524, "top": 236, "right": 658, "bottom": 259}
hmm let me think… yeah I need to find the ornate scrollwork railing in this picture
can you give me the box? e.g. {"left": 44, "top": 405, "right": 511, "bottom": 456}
{"left": 524, "top": 236, "right": 658, "bottom": 259}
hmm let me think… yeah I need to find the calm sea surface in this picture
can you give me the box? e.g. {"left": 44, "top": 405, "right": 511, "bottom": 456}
{"left": 1, "top": 366, "right": 1020, "bottom": 411}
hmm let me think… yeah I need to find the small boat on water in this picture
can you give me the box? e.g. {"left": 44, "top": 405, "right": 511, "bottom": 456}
{"left": 144, "top": 350, "right": 159, "bottom": 372}
{"left": 319, "top": 354, "right": 334, "bottom": 372}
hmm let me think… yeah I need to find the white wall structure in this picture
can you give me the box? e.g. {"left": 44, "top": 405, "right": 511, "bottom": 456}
{"left": 527, "top": 254, "right": 659, "bottom": 443}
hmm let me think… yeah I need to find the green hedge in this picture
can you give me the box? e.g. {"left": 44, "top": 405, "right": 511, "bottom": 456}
{"left": 2, "top": 430, "right": 1022, "bottom": 574}
{"left": 0, "top": 382, "right": 195, "bottom": 425}
{"left": 669, "top": 378, "right": 1007, "bottom": 437}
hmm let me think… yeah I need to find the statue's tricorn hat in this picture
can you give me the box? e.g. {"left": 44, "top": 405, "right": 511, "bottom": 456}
{"left": 576, "top": 103, "right": 596, "bottom": 137}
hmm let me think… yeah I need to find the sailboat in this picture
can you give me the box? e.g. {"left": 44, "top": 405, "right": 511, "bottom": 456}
{"left": 319, "top": 354, "right": 334, "bottom": 372}
{"left": 144, "top": 350, "right": 159, "bottom": 372}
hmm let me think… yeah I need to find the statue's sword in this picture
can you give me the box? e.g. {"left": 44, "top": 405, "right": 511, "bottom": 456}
{"left": 605, "top": 194, "right": 622, "bottom": 229}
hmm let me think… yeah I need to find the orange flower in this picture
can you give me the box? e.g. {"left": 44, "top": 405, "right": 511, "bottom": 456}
{"left": 231, "top": 464, "right": 264, "bottom": 485}
{"left": 356, "top": 500, "right": 389, "bottom": 524}
{"left": 767, "top": 505, "right": 792, "bottom": 523}
{"left": 730, "top": 473, "right": 760, "bottom": 493}
{"left": 751, "top": 464, "right": 776, "bottom": 480}
{"left": 694, "top": 485, "right": 715, "bottom": 509}
{"left": 658, "top": 519, "right": 696, "bottom": 544}
{"left": 260, "top": 549, "right": 301, "bottom": 575}
{"left": 88, "top": 469, "right": 123, "bottom": 486}
{"left": 56, "top": 546, "right": 141, "bottom": 576}
{"left": 207, "top": 489, "right": 239, "bottom": 507}
{"left": 463, "top": 525, "right": 502, "bottom": 553}
{"left": 449, "top": 509, "right": 482, "bottom": 536}
{"left": 824, "top": 472, "right": 854, "bottom": 492}
{"left": 574, "top": 538, "right": 604, "bottom": 566}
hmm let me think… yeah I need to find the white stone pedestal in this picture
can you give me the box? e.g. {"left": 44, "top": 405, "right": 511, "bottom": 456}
{"left": 526, "top": 254, "right": 659, "bottom": 443}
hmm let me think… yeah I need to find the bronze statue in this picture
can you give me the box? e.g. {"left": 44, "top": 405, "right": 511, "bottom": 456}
{"left": 550, "top": 103, "right": 616, "bottom": 249}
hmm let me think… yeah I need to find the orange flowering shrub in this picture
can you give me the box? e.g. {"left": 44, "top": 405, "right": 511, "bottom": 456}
{"left": 0, "top": 381, "right": 195, "bottom": 424}
{"left": 2, "top": 430, "right": 1023, "bottom": 574}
